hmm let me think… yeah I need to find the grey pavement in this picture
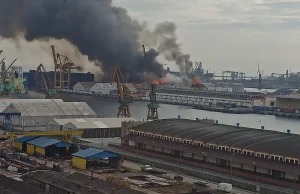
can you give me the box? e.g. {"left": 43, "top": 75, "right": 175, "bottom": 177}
{"left": 122, "top": 160, "right": 255, "bottom": 194}
{"left": 105, "top": 145, "right": 296, "bottom": 194}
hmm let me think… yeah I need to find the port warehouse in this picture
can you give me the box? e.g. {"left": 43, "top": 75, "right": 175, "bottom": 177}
{"left": 14, "top": 136, "right": 75, "bottom": 157}
{"left": 47, "top": 117, "right": 136, "bottom": 138}
{"left": 0, "top": 99, "right": 97, "bottom": 131}
{"left": 73, "top": 82, "right": 138, "bottom": 94}
{"left": 122, "top": 118, "right": 300, "bottom": 181}
{"left": 23, "top": 70, "right": 94, "bottom": 89}
{"left": 72, "top": 148, "right": 121, "bottom": 169}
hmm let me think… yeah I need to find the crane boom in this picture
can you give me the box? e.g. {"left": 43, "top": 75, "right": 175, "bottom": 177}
{"left": 112, "top": 65, "right": 133, "bottom": 117}
{"left": 36, "top": 63, "right": 56, "bottom": 98}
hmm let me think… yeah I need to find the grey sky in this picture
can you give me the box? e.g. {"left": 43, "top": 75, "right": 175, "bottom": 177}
{"left": 113, "top": 0, "right": 300, "bottom": 76}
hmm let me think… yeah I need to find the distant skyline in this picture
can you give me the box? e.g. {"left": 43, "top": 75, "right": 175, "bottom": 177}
{"left": 114, "top": 0, "right": 300, "bottom": 76}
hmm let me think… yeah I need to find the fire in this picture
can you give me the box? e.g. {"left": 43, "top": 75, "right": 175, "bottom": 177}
{"left": 193, "top": 77, "right": 202, "bottom": 85}
{"left": 152, "top": 80, "right": 160, "bottom": 85}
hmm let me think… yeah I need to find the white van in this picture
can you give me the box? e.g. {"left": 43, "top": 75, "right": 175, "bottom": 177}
{"left": 217, "top": 183, "right": 233, "bottom": 192}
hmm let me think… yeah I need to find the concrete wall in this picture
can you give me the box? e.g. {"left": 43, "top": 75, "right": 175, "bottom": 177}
{"left": 265, "top": 97, "right": 276, "bottom": 107}
{"left": 253, "top": 98, "right": 265, "bottom": 106}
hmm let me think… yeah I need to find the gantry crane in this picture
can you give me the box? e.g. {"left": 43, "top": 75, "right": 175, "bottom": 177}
{"left": 147, "top": 84, "right": 159, "bottom": 120}
{"left": 50, "top": 45, "right": 82, "bottom": 89}
{"left": 112, "top": 65, "right": 133, "bottom": 117}
{"left": 142, "top": 45, "right": 159, "bottom": 120}
{"left": 1, "top": 130, "right": 83, "bottom": 143}
{"left": 36, "top": 63, "right": 56, "bottom": 99}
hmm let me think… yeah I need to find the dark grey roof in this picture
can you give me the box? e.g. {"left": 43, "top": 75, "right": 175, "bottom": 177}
{"left": 0, "top": 174, "right": 40, "bottom": 194}
{"left": 23, "top": 171, "right": 144, "bottom": 194}
{"left": 132, "top": 119, "right": 300, "bottom": 158}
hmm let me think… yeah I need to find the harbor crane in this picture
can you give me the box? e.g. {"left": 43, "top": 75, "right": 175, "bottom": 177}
{"left": 112, "top": 65, "right": 133, "bottom": 117}
{"left": 50, "top": 45, "right": 82, "bottom": 89}
{"left": 36, "top": 63, "right": 56, "bottom": 99}
{"left": 147, "top": 84, "right": 159, "bottom": 120}
{"left": 1, "top": 58, "right": 17, "bottom": 95}
{"left": 142, "top": 45, "right": 159, "bottom": 120}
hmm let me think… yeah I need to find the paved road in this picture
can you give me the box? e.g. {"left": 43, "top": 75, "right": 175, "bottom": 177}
{"left": 122, "top": 160, "right": 255, "bottom": 194}
{"left": 106, "top": 146, "right": 296, "bottom": 194}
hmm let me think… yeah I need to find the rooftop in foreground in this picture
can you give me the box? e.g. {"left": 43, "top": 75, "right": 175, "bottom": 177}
{"left": 130, "top": 118, "right": 300, "bottom": 158}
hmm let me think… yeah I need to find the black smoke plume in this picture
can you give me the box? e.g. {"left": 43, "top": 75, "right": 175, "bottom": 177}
{"left": 0, "top": 0, "right": 193, "bottom": 82}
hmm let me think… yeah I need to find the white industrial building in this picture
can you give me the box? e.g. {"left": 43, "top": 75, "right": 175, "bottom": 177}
{"left": 90, "top": 83, "right": 137, "bottom": 94}
{"left": 72, "top": 82, "right": 137, "bottom": 94}
{"left": 72, "top": 82, "right": 96, "bottom": 92}
{"left": 47, "top": 117, "right": 137, "bottom": 138}
{"left": 1, "top": 100, "right": 97, "bottom": 131}
{"left": 0, "top": 99, "right": 64, "bottom": 112}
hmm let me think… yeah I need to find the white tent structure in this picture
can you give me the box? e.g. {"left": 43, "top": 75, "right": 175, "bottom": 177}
{"left": 1, "top": 100, "right": 97, "bottom": 131}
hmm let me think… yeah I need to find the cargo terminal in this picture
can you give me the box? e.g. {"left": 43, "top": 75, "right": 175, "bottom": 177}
{"left": 122, "top": 118, "right": 300, "bottom": 182}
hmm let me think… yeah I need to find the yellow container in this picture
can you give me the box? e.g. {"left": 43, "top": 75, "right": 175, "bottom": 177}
{"left": 72, "top": 156, "right": 87, "bottom": 169}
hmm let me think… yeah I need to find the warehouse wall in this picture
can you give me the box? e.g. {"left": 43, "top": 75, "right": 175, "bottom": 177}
{"left": 35, "top": 146, "right": 46, "bottom": 156}
{"left": 27, "top": 144, "right": 35, "bottom": 155}
{"left": 277, "top": 98, "right": 300, "bottom": 109}
{"left": 14, "top": 142, "right": 23, "bottom": 151}
{"left": 72, "top": 156, "right": 86, "bottom": 169}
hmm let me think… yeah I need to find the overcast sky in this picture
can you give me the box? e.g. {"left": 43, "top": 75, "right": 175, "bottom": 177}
{"left": 114, "top": 0, "right": 300, "bottom": 76}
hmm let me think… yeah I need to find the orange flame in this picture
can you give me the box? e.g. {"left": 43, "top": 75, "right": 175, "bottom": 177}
{"left": 152, "top": 80, "right": 160, "bottom": 85}
{"left": 192, "top": 77, "right": 202, "bottom": 85}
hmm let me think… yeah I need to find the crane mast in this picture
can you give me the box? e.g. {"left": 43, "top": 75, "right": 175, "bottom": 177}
{"left": 50, "top": 45, "right": 82, "bottom": 89}
{"left": 112, "top": 65, "right": 133, "bottom": 117}
{"left": 36, "top": 64, "right": 56, "bottom": 99}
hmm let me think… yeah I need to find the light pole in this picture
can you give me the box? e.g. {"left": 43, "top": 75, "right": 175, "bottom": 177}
{"left": 202, "top": 152, "right": 206, "bottom": 163}
{"left": 230, "top": 153, "right": 236, "bottom": 181}
{"left": 253, "top": 161, "right": 258, "bottom": 181}
{"left": 152, "top": 142, "right": 155, "bottom": 166}
{"left": 136, "top": 137, "right": 139, "bottom": 158}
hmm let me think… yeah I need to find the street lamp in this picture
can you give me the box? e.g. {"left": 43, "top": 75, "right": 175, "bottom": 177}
{"left": 230, "top": 153, "right": 236, "bottom": 181}
{"left": 136, "top": 137, "right": 139, "bottom": 158}
{"left": 202, "top": 152, "right": 206, "bottom": 163}
{"left": 253, "top": 161, "right": 258, "bottom": 181}
{"left": 152, "top": 142, "right": 155, "bottom": 166}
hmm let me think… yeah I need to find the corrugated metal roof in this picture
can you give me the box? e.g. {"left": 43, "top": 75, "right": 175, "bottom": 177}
{"left": 56, "top": 142, "right": 72, "bottom": 148}
{"left": 72, "top": 148, "right": 119, "bottom": 159}
{"left": 3, "top": 101, "right": 97, "bottom": 116}
{"left": 15, "top": 136, "right": 38, "bottom": 143}
{"left": 27, "top": 137, "right": 61, "bottom": 148}
{"left": 88, "top": 151, "right": 120, "bottom": 159}
{"left": 0, "top": 99, "right": 63, "bottom": 112}
{"left": 53, "top": 117, "right": 136, "bottom": 129}
{"left": 72, "top": 148, "right": 102, "bottom": 158}
{"left": 91, "top": 83, "right": 137, "bottom": 93}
